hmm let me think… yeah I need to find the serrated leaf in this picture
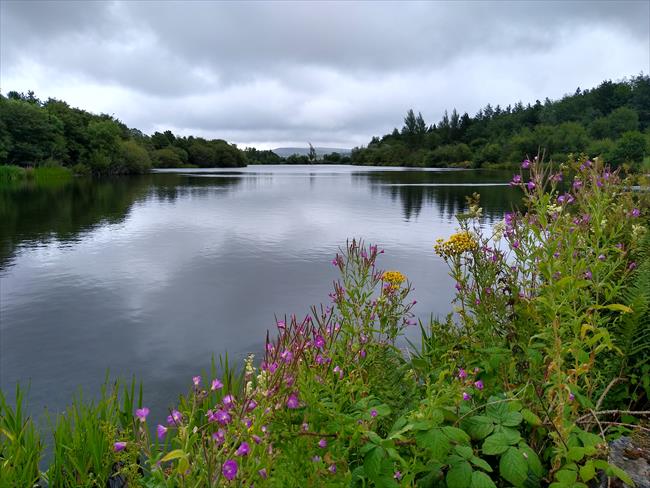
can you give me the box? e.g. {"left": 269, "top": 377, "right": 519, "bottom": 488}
{"left": 470, "top": 456, "right": 493, "bottom": 472}
{"left": 567, "top": 446, "right": 585, "bottom": 461}
{"left": 415, "top": 428, "right": 450, "bottom": 461}
{"left": 462, "top": 415, "right": 494, "bottom": 440}
{"left": 454, "top": 445, "right": 474, "bottom": 459}
{"left": 501, "top": 411, "right": 523, "bottom": 427}
{"left": 499, "top": 447, "right": 528, "bottom": 487}
{"left": 442, "top": 426, "right": 471, "bottom": 445}
{"left": 446, "top": 460, "right": 472, "bottom": 488}
{"left": 482, "top": 433, "right": 510, "bottom": 455}
{"left": 486, "top": 401, "right": 508, "bottom": 421}
{"left": 470, "top": 470, "right": 497, "bottom": 488}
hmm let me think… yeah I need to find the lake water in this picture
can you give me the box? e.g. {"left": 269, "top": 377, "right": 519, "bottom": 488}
{"left": 0, "top": 165, "right": 519, "bottom": 422}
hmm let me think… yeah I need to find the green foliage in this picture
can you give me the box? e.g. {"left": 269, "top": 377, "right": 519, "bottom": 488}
{"left": 352, "top": 75, "right": 650, "bottom": 167}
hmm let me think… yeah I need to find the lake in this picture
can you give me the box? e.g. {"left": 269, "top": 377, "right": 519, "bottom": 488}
{"left": 0, "top": 165, "right": 519, "bottom": 423}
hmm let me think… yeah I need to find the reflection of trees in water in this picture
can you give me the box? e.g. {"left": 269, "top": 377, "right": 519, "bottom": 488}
{"left": 0, "top": 174, "right": 243, "bottom": 268}
{"left": 357, "top": 170, "right": 520, "bottom": 221}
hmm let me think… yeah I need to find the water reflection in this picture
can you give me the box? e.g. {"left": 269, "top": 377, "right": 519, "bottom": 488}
{"left": 0, "top": 165, "right": 518, "bottom": 426}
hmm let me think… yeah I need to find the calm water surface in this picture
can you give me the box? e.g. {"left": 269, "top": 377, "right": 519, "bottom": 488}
{"left": 0, "top": 165, "right": 518, "bottom": 422}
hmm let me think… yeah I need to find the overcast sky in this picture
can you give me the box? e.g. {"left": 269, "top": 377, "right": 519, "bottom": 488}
{"left": 1, "top": 1, "right": 649, "bottom": 149}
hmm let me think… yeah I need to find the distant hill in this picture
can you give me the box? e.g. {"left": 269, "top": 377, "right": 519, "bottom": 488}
{"left": 272, "top": 147, "right": 352, "bottom": 158}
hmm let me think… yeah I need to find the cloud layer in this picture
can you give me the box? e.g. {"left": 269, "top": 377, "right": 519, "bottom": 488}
{"left": 1, "top": 1, "right": 648, "bottom": 148}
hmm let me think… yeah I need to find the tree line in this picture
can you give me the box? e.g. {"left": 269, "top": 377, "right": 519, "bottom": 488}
{"left": 351, "top": 74, "right": 650, "bottom": 168}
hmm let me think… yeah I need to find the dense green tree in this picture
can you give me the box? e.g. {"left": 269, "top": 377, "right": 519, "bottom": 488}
{"left": 610, "top": 131, "right": 647, "bottom": 167}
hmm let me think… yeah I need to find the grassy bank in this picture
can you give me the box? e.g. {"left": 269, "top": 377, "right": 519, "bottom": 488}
{"left": 0, "top": 164, "right": 73, "bottom": 187}
{"left": 1, "top": 155, "right": 648, "bottom": 487}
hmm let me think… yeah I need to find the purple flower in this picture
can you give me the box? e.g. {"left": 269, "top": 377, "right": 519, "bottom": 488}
{"left": 212, "top": 429, "right": 226, "bottom": 445}
{"left": 167, "top": 410, "right": 183, "bottom": 426}
{"left": 211, "top": 378, "right": 223, "bottom": 391}
{"left": 370, "top": 409, "right": 378, "bottom": 418}
{"left": 301, "top": 422, "right": 309, "bottom": 431}
{"left": 455, "top": 282, "right": 462, "bottom": 291}
{"left": 629, "top": 261, "right": 637, "bottom": 271}
{"left": 312, "top": 455, "right": 322, "bottom": 462}
{"left": 277, "top": 320, "right": 286, "bottom": 329}
{"left": 521, "top": 159, "right": 530, "bottom": 169}
{"left": 113, "top": 441, "right": 127, "bottom": 452}
{"left": 135, "top": 407, "right": 150, "bottom": 422}
{"left": 156, "top": 424, "right": 167, "bottom": 441}
{"left": 584, "top": 270, "right": 592, "bottom": 280}
{"left": 281, "top": 349, "right": 293, "bottom": 363}
{"left": 329, "top": 464, "right": 337, "bottom": 474}
{"left": 252, "top": 434, "right": 262, "bottom": 444}
{"left": 222, "top": 395, "right": 235, "bottom": 409}
{"left": 631, "top": 208, "right": 640, "bottom": 217}
{"left": 314, "top": 334, "right": 326, "bottom": 349}
{"left": 512, "top": 240, "right": 520, "bottom": 249}
{"left": 394, "top": 471, "right": 403, "bottom": 480}
{"left": 247, "top": 400, "right": 258, "bottom": 412}
{"left": 462, "top": 392, "right": 471, "bottom": 401}
{"left": 318, "top": 438, "right": 328, "bottom": 448}
{"left": 286, "top": 392, "right": 299, "bottom": 409}
{"left": 258, "top": 468, "right": 268, "bottom": 479}
{"left": 573, "top": 180, "right": 583, "bottom": 190}
{"left": 235, "top": 442, "right": 250, "bottom": 456}
{"left": 192, "top": 376, "right": 201, "bottom": 387}
{"left": 359, "top": 349, "right": 366, "bottom": 359}
{"left": 598, "top": 254, "right": 606, "bottom": 261}
{"left": 474, "top": 380, "right": 484, "bottom": 390}
{"left": 333, "top": 365, "right": 343, "bottom": 379}
{"left": 527, "top": 181, "right": 536, "bottom": 191}
{"left": 510, "top": 174, "right": 522, "bottom": 186}
{"left": 568, "top": 393, "right": 575, "bottom": 402}
{"left": 222, "top": 459, "right": 238, "bottom": 481}
{"left": 458, "top": 368, "right": 467, "bottom": 379}
{"left": 215, "top": 409, "right": 231, "bottom": 425}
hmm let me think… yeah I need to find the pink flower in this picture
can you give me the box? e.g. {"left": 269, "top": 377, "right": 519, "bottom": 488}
{"left": 462, "top": 392, "right": 471, "bottom": 401}
{"left": 212, "top": 429, "right": 226, "bottom": 445}
{"left": 328, "top": 464, "right": 337, "bottom": 474}
{"left": 222, "top": 395, "right": 235, "bottom": 409}
{"left": 258, "top": 468, "right": 268, "bottom": 479}
{"left": 114, "top": 441, "right": 127, "bottom": 452}
{"left": 211, "top": 378, "right": 223, "bottom": 391}
{"left": 135, "top": 407, "right": 150, "bottom": 422}
{"left": 286, "top": 392, "right": 299, "bottom": 409}
{"left": 526, "top": 181, "right": 536, "bottom": 191}
{"left": 510, "top": 174, "right": 522, "bottom": 186}
{"left": 318, "top": 438, "right": 327, "bottom": 448}
{"left": 521, "top": 159, "right": 530, "bottom": 169}
{"left": 192, "top": 376, "right": 201, "bottom": 387}
{"left": 235, "top": 442, "right": 250, "bottom": 456}
{"left": 394, "top": 471, "right": 403, "bottom": 480}
{"left": 222, "top": 459, "right": 238, "bottom": 481}
{"left": 167, "top": 409, "right": 183, "bottom": 425}
{"left": 156, "top": 424, "right": 167, "bottom": 441}
{"left": 458, "top": 368, "right": 467, "bottom": 379}
{"left": 370, "top": 409, "right": 378, "bottom": 418}
{"left": 314, "top": 335, "right": 325, "bottom": 349}
{"left": 474, "top": 380, "right": 484, "bottom": 390}
{"left": 215, "top": 409, "right": 231, "bottom": 425}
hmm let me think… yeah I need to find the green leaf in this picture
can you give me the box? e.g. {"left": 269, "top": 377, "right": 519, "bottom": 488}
{"left": 567, "top": 446, "right": 585, "bottom": 462}
{"left": 470, "top": 456, "right": 493, "bottom": 473}
{"left": 501, "top": 411, "right": 523, "bottom": 427}
{"left": 442, "top": 426, "right": 471, "bottom": 445}
{"left": 521, "top": 409, "right": 542, "bottom": 426}
{"left": 160, "top": 449, "right": 187, "bottom": 463}
{"left": 499, "top": 447, "right": 528, "bottom": 487}
{"left": 364, "top": 445, "right": 385, "bottom": 479}
{"left": 486, "top": 401, "right": 509, "bottom": 421}
{"left": 366, "top": 431, "right": 382, "bottom": 444}
{"left": 454, "top": 445, "right": 474, "bottom": 460}
{"left": 556, "top": 469, "right": 577, "bottom": 484}
{"left": 470, "top": 470, "right": 497, "bottom": 488}
{"left": 579, "top": 461, "right": 596, "bottom": 482}
{"left": 462, "top": 416, "right": 494, "bottom": 440}
{"left": 482, "top": 433, "right": 511, "bottom": 455}
{"left": 415, "top": 428, "right": 450, "bottom": 461}
{"left": 446, "top": 460, "right": 472, "bottom": 488}
{"left": 608, "top": 465, "right": 634, "bottom": 485}
{"left": 520, "top": 445, "right": 543, "bottom": 478}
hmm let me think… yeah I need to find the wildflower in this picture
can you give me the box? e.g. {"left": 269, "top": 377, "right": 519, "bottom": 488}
{"left": 474, "top": 380, "right": 484, "bottom": 390}
{"left": 630, "top": 208, "right": 640, "bottom": 217}
{"left": 222, "top": 459, "right": 238, "bottom": 481}
{"left": 329, "top": 464, "right": 337, "bottom": 474}
{"left": 314, "top": 335, "right": 326, "bottom": 349}
{"left": 223, "top": 395, "right": 235, "bottom": 409}
{"left": 156, "top": 424, "right": 167, "bottom": 441}
{"left": 281, "top": 349, "right": 293, "bottom": 363}
{"left": 462, "top": 392, "right": 471, "bottom": 401}
{"left": 215, "top": 409, "right": 231, "bottom": 425}
{"left": 318, "top": 438, "right": 328, "bottom": 448}
{"left": 629, "top": 262, "right": 637, "bottom": 271}
{"left": 568, "top": 393, "right": 575, "bottom": 402}
{"left": 333, "top": 365, "right": 344, "bottom": 379}
{"left": 382, "top": 270, "right": 406, "bottom": 286}
{"left": 455, "top": 282, "right": 462, "bottom": 291}
{"left": 247, "top": 400, "right": 257, "bottom": 412}
{"left": 114, "top": 441, "right": 127, "bottom": 452}
{"left": 527, "top": 181, "right": 536, "bottom": 191}
{"left": 584, "top": 270, "right": 592, "bottom": 280}
{"left": 312, "top": 456, "right": 321, "bottom": 462}
{"left": 259, "top": 468, "right": 268, "bottom": 479}
{"left": 135, "top": 407, "right": 150, "bottom": 422}
{"left": 211, "top": 378, "right": 224, "bottom": 390}
{"left": 287, "top": 392, "right": 300, "bottom": 409}
{"left": 458, "top": 368, "right": 467, "bottom": 379}
{"left": 573, "top": 179, "right": 582, "bottom": 190}
{"left": 236, "top": 442, "right": 250, "bottom": 456}
{"left": 167, "top": 410, "right": 183, "bottom": 425}
{"left": 212, "top": 429, "right": 225, "bottom": 445}
{"left": 371, "top": 409, "right": 378, "bottom": 418}
{"left": 598, "top": 254, "right": 606, "bottom": 261}
{"left": 434, "top": 232, "right": 478, "bottom": 258}
{"left": 359, "top": 349, "right": 366, "bottom": 359}
{"left": 302, "top": 422, "right": 309, "bottom": 431}
{"left": 512, "top": 240, "right": 520, "bottom": 249}
{"left": 277, "top": 320, "right": 286, "bottom": 329}
{"left": 192, "top": 376, "right": 201, "bottom": 387}
{"left": 394, "top": 471, "right": 403, "bottom": 480}
{"left": 521, "top": 159, "right": 530, "bottom": 169}
{"left": 510, "top": 174, "right": 522, "bottom": 186}
{"left": 252, "top": 434, "right": 262, "bottom": 444}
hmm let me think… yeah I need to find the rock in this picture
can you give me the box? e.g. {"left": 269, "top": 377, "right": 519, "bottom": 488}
{"left": 597, "top": 436, "right": 650, "bottom": 488}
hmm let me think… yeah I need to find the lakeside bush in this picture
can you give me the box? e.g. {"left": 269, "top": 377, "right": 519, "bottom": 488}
{"left": 0, "top": 155, "right": 648, "bottom": 487}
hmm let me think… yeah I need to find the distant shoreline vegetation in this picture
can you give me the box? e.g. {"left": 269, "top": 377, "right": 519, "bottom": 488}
{"left": 0, "top": 75, "right": 648, "bottom": 177}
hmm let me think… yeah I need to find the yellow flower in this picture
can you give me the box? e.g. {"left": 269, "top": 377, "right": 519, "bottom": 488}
{"left": 382, "top": 270, "right": 406, "bottom": 286}
{"left": 434, "top": 231, "right": 478, "bottom": 258}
